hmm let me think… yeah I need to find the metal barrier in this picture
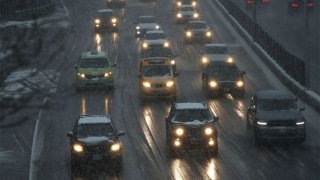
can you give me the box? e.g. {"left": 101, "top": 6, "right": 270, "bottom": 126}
{"left": 218, "top": 0, "right": 305, "bottom": 85}
{"left": 15, "top": 0, "right": 55, "bottom": 21}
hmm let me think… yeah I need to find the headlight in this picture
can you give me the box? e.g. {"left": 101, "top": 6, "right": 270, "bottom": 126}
{"left": 77, "top": 73, "right": 86, "bottom": 78}
{"left": 142, "top": 42, "right": 148, "bottom": 48}
{"left": 192, "top": 1, "right": 197, "bottom": 6}
{"left": 136, "top": 26, "right": 140, "bottom": 30}
{"left": 155, "top": 25, "right": 160, "bottom": 29}
{"left": 104, "top": 72, "right": 112, "bottom": 77}
{"left": 166, "top": 81, "right": 174, "bottom": 87}
{"left": 73, "top": 144, "right": 83, "bottom": 152}
{"left": 202, "top": 57, "right": 208, "bottom": 64}
{"left": 186, "top": 31, "right": 192, "bottom": 37}
{"left": 227, "top": 57, "right": 233, "bottom": 63}
{"left": 204, "top": 127, "right": 213, "bottom": 135}
{"left": 257, "top": 121, "right": 267, "bottom": 126}
{"left": 143, "top": 82, "right": 151, "bottom": 88}
{"left": 193, "top": 13, "right": 199, "bottom": 18}
{"left": 95, "top": 19, "right": 100, "bottom": 24}
{"left": 177, "top": 2, "right": 182, "bottom": 6}
{"left": 236, "top": 81, "right": 244, "bottom": 87}
{"left": 171, "top": 60, "right": 175, "bottom": 65}
{"left": 164, "top": 42, "right": 169, "bottom": 48}
{"left": 111, "top": 18, "right": 117, "bottom": 23}
{"left": 111, "top": 143, "right": 121, "bottom": 152}
{"left": 296, "top": 121, "right": 305, "bottom": 125}
{"left": 177, "top": 13, "right": 182, "bottom": 18}
{"left": 206, "top": 31, "right": 212, "bottom": 37}
{"left": 175, "top": 128, "right": 184, "bottom": 136}
{"left": 209, "top": 81, "right": 218, "bottom": 88}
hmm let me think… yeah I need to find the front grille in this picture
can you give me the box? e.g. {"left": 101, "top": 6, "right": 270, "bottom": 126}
{"left": 85, "top": 145, "right": 107, "bottom": 154}
{"left": 85, "top": 74, "right": 104, "bottom": 80}
{"left": 153, "top": 83, "right": 164, "bottom": 88}
{"left": 186, "top": 127, "right": 203, "bottom": 139}
{"left": 219, "top": 81, "right": 235, "bottom": 88}
{"left": 268, "top": 120, "right": 296, "bottom": 127}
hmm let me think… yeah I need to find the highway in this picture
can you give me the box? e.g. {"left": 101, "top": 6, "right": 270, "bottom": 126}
{"left": 0, "top": 0, "right": 319, "bottom": 179}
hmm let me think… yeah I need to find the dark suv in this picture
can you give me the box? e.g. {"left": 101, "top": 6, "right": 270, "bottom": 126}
{"left": 247, "top": 90, "right": 306, "bottom": 143}
{"left": 165, "top": 102, "right": 219, "bottom": 156}
{"left": 94, "top": 9, "right": 118, "bottom": 32}
{"left": 67, "top": 115, "right": 125, "bottom": 172}
{"left": 202, "top": 61, "right": 246, "bottom": 98}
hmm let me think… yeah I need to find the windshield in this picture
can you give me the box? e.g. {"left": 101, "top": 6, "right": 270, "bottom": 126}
{"left": 173, "top": 109, "right": 212, "bottom": 122}
{"left": 145, "top": 33, "right": 165, "bottom": 40}
{"left": 143, "top": 65, "right": 172, "bottom": 77}
{"left": 97, "top": 12, "right": 113, "bottom": 18}
{"left": 188, "top": 23, "right": 207, "bottom": 29}
{"left": 79, "top": 59, "right": 109, "bottom": 68}
{"left": 258, "top": 99, "right": 299, "bottom": 111}
{"left": 141, "top": 48, "right": 173, "bottom": 58}
{"left": 205, "top": 46, "right": 228, "bottom": 54}
{"left": 139, "top": 17, "right": 155, "bottom": 23}
{"left": 181, "top": 7, "right": 194, "bottom": 11}
{"left": 77, "top": 123, "right": 115, "bottom": 138}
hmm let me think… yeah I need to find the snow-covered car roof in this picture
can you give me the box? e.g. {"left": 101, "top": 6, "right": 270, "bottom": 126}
{"left": 175, "top": 103, "right": 207, "bottom": 110}
{"left": 78, "top": 115, "right": 112, "bottom": 124}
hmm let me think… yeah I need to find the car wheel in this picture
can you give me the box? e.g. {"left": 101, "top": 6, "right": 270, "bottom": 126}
{"left": 71, "top": 159, "right": 80, "bottom": 174}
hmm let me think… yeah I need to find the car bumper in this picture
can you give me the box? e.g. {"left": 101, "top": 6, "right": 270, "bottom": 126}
{"left": 176, "top": 17, "right": 198, "bottom": 23}
{"left": 141, "top": 88, "right": 176, "bottom": 98}
{"left": 169, "top": 137, "right": 218, "bottom": 149}
{"left": 255, "top": 126, "right": 305, "bottom": 140}
{"left": 71, "top": 152, "right": 121, "bottom": 162}
{"left": 95, "top": 23, "right": 118, "bottom": 30}
{"left": 207, "top": 86, "right": 244, "bottom": 94}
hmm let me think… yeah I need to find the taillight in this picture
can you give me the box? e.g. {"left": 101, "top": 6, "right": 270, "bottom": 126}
{"left": 262, "top": 0, "right": 269, "bottom": 3}
{"left": 291, "top": 3, "right": 299, "bottom": 7}
{"left": 307, "top": 3, "right": 314, "bottom": 7}
{"left": 247, "top": 0, "right": 254, "bottom": 4}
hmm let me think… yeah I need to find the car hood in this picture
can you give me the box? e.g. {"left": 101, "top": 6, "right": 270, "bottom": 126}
{"left": 189, "top": 29, "right": 208, "bottom": 33}
{"left": 208, "top": 74, "right": 241, "bottom": 81}
{"left": 138, "top": 23, "right": 159, "bottom": 30}
{"left": 77, "top": 136, "right": 114, "bottom": 146}
{"left": 143, "top": 77, "right": 174, "bottom": 82}
{"left": 256, "top": 110, "right": 304, "bottom": 121}
{"left": 173, "top": 119, "right": 214, "bottom": 128}
{"left": 144, "top": 39, "right": 167, "bottom": 44}
{"left": 180, "top": 11, "right": 195, "bottom": 16}
{"left": 78, "top": 68, "right": 111, "bottom": 75}
{"left": 205, "top": 54, "right": 229, "bottom": 60}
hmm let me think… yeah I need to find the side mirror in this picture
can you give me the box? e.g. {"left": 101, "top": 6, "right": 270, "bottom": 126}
{"left": 174, "top": 72, "right": 179, "bottom": 77}
{"left": 73, "top": 65, "right": 78, "bottom": 69}
{"left": 165, "top": 117, "right": 169, "bottom": 122}
{"left": 202, "top": 72, "right": 207, "bottom": 78}
{"left": 214, "top": 116, "right": 219, "bottom": 121}
{"left": 67, "top": 132, "right": 74, "bottom": 137}
{"left": 112, "top": 64, "right": 117, "bottom": 68}
{"left": 137, "top": 74, "right": 141, "bottom": 78}
{"left": 241, "top": 71, "right": 246, "bottom": 75}
{"left": 174, "top": 54, "right": 178, "bottom": 58}
{"left": 299, "top": 106, "right": 305, "bottom": 111}
{"left": 118, "top": 131, "right": 125, "bottom": 136}
{"left": 248, "top": 105, "right": 256, "bottom": 112}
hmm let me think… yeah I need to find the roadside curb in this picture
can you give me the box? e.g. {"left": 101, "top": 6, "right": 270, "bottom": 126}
{"left": 212, "top": 0, "right": 320, "bottom": 112}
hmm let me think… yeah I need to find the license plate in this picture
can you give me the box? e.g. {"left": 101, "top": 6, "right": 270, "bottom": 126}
{"left": 91, "top": 77, "right": 99, "bottom": 81}
{"left": 92, "top": 154, "right": 103, "bottom": 160}
{"left": 224, "top": 88, "right": 230, "bottom": 92}
{"left": 278, "top": 129, "right": 286, "bottom": 133}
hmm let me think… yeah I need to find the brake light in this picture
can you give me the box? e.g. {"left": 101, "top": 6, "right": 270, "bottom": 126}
{"left": 262, "top": 0, "right": 269, "bottom": 4}
{"left": 247, "top": 0, "right": 254, "bottom": 4}
{"left": 307, "top": 3, "right": 314, "bottom": 7}
{"left": 291, "top": 3, "right": 299, "bottom": 7}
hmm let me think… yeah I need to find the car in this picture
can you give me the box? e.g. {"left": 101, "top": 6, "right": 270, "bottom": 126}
{"left": 94, "top": 9, "right": 118, "bottom": 32}
{"left": 106, "top": 0, "right": 126, "bottom": 8}
{"left": 247, "top": 90, "right": 306, "bottom": 144}
{"left": 140, "top": 46, "right": 177, "bottom": 71}
{"left": 288, "top": 0, "right": 315, "bottom": 8}
{"left": 74, "top": 51, "right": 116, "bottom": 91}
{"left": 176, "top": 5, "right": 199, "bottom": 24}
{"left": 139, "top": 30, "right": 170, "bottom": 51}
{"left": 135, "top": 16, "right": 161, "bottom": 38}
{"left": 202, "top": 60, "right": 246, "bottom": 98}
{"left": 165, "top": 102, "right": 219, "bottom": 156}
{"left": 184, "top": 21, "right": 212, "bottom": 43}
{"left": 176, "top": 0, "right": 197, "bottom": 8}
{"left": 138, "top": 58, "right": 178, "bottom": 101}
{"left": 199, "top": 44, "right": 234, "bottom": 69}
{"left": 67, "top": 114, "right": 125, "bottom": 172}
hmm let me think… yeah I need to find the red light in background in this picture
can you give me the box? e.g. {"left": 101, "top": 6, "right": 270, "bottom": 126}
{"left": 291, "top": 3, "right": 299, "bottom": 7}
{"left": 262, "top": 0, "right": 269, "bottom": 4}
{"left": 307, "top": 3, "right": 314, "bottom": 7}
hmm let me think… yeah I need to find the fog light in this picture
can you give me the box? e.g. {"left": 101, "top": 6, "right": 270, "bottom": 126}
{"left": 202, "top": 57, "right": 208, "bottom": 64}
{"left": 236, "top": 81, "right": 244, "bottom": 87}
{"left": 208, "top": 138, "right": 214, "bottom": 146}
{"left": 209, "top": 81, "right": 218, "bottom": 88}
{"left": 143, "top": 42, "right": 148, "bottom": 48}
{"left": 174, "top": 139, "right": 181, "bottom": 147}
{"left": 186, "top": 31, "right": 192, "bottom": 37}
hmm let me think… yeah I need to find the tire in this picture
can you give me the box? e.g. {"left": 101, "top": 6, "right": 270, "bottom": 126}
{"left": 71, "top": 158, "right": 80, "bottom": 174}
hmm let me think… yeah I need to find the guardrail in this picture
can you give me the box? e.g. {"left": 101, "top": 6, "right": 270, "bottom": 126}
{"left": 218, "top": 0, "right": 305, "bottom": 86}
{"left": 15, "top": 0, "right": 55, "bottom": 21}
